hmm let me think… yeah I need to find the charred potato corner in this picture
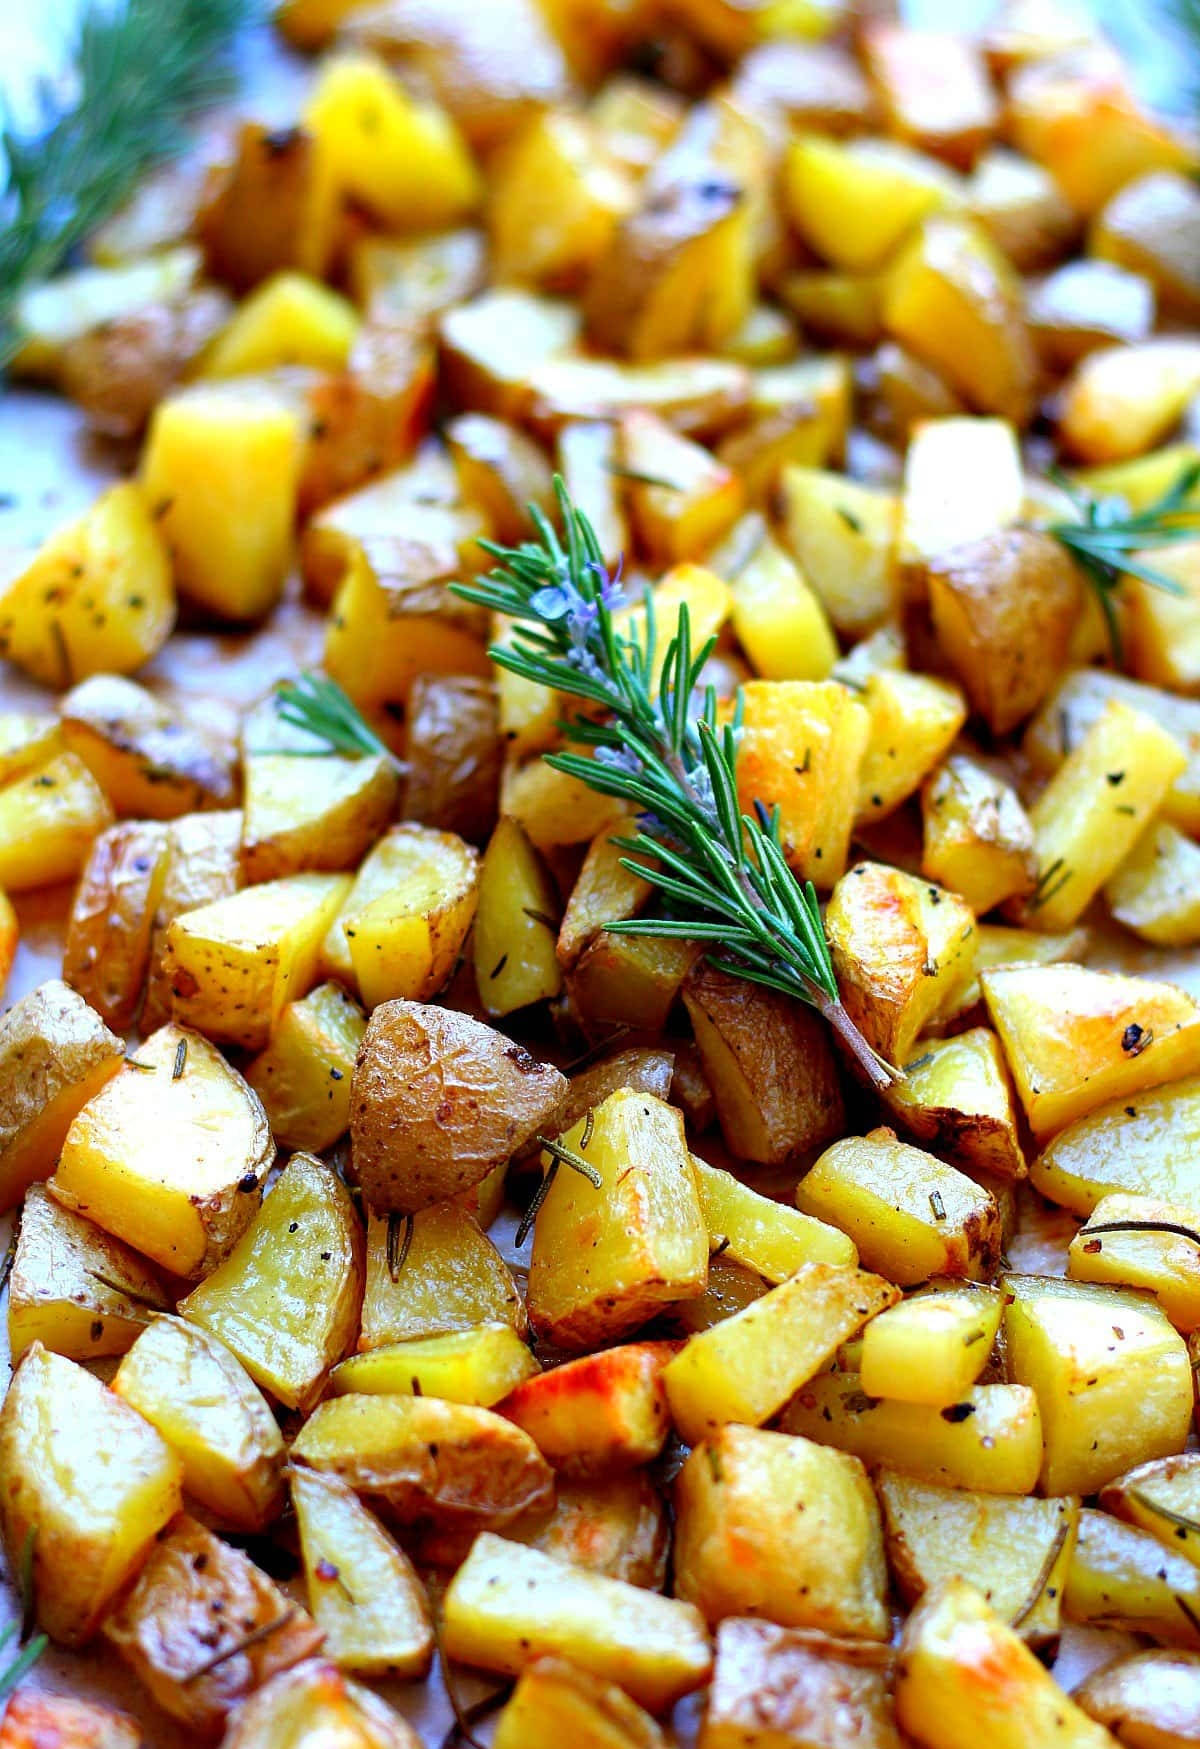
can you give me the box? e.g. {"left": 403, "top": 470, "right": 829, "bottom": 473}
{"left": 4, "top": 0, "right": 1200, "bottom": 1744}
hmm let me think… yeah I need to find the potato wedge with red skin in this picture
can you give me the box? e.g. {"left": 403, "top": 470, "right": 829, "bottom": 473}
{"left": 499, "top": 1342, "right": 678, "bottom": 1476}
{"left": 350, "top": 999, "right": 568, "bottom": 1212}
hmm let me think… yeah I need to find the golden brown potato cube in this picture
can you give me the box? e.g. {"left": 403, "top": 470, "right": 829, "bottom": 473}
{"left": 473, "top": 815, "right": 562, "bottom": 1018}
{"left": 1100, "top": 1451, "right": 1200, "bottom": 1568}
{"left": 527, "top": 355, "right": 751, "bottom": 445}
{"left": 351, "top": 999, "right": 567, "bottom": 1212}
{"left": 897, "top": 414, "right": 1024, "bottom": 579}
{"left": 103, "top": 1514, "right": 322, "bottom": 1732}
{"left": 1075, "top": 1648, "right": 1200, "bottom": 1747}
{"left": 403, "top": 671, "right": 500, "bottom": 845}
{"left": 926, "top": 530, "right": 1080, "bottom": 736}
{"left": 443, "top": 412, "right": 554, "bottom": 547}
{"left": 0, "top": 1344, "right": 182, "bottom": 1645}
{"left": 877, "top": 1472, "right": 1078, "bottom": 1644}
{"left": 332, "top": 1324, "right": 536, "bottom": 1407}
{"left": 1122, "top": 538, "right": 1200, "bottom": 700}
{"left": 662, "top": 1263, "right": 899, "bottom": 1448}
{"left": 921, "top": 756, "right": 1037, "bottom": 916}
{"left": 826, "top": 863, "right": 977, "bottom": 1065}
{"left": 199, "top": 120, "right": 338, "bottom": 292}
{"left": 63, "top": 818, "right": 169, "bottom": 1031}
{"left": 782, "top": 135, "right": 964, "bottom": 275}
{"left": 1004, "top": 1274, "right": 1192, "bottom": 1495}
{"left": 493, "top": 1656, "right": 666, "bottom": 1749}
{"left": 179, "top": 1152, "right": 362, "bottom": 1412}
{"left": 856, "top": 671, "right": 966, "bottom": 826}
{"left": 620, "top": 410, "right": 743, "bottom": 565}
{"left": 692, "top": 1154, "right": 856, "bottom": 1280}
{"left": 862, "top": 25, "right": 998, "bottom": 169}
{"left": 859, "top": 1285, "right": 1002, "bottom": 1406}
{"left": 710, "top": 514, "right": 838, "bottom": 682}
{"left": 868, "top": 340, "right": 963, "bottom": 442}
{"left": 1066, "top": 1506, "right": 1200, "bottom": 1647}
{"left": 163, "top": 871, "right": 351, "bottom": 1051}
{"left": 0, "top": 483, "right": 174, "bottom": 688}
{"left": 895, "top": 1578, "right": 1117, "bottom": 1749}
{"left": 1031, "top": 1074, "right": 1200, "bottom": 1214}
{"left": 113, "top": 1314, "right": 285, "bottom": 1532}
{"left": 968, "top": 146, "right": 1078, "bottom": 272}
{"left": 342, "top": 832, "right": 478, "bottom": 1013}
{"left": 0, "top": 751, "right": 114, "bottom": 892}
{"left": 1058, "top": 339, "right": 1200, "bottom": 464}
{"left": 676, "top": 1425, "right": 889, "bottom": 1638}
{"left": 358, "top": 1201, "right": 527, "bottom": 1348}
{"left": 884, "top": 1027, "right": 1027, "bottom": 1181}
{"left": 488, "top": 110, "right": 635, "bottom": 291}
{"left": 199, "top": 275, "right": 359, "bottom": 381}
{"left": 776, "top": 468, "right": 899, "bottom": 641}
{"left": 239, "top": 694, "right": 399, "bottom": 886}
{"left": 8, "top": 1182, "right": 167, "bottom": 1364}
{"left": 700, "top": 1618, "right": 902, "bottom": 1749}
{"left": 245, "top": 980, "right": 365, "bottom": 1155}
{"left": 52, "top": 1022, "right": 273, "bottom": 1279}
{"left": 568, "top": 931, "right": 702, "bottom": 1037}
{"left": 220, "top": 1656, "right": 421, "bottom": 1748}
{"left": 292, "top": 1391, "right": 553, "bottom": 1530}
{"left": 0, "top": 1690, "right": 143, "bottom": 1749}
{"left": 556, "top": 1047, "right": 675, "bottom": 1139}
{"left": 499, "top": 1342, "right": 676, "bottom": 1476}
{"left": 291, "top": 1468, "right": 433, "bottom": 1678}
{"left": 0, "top": 979, "right": 123, "bottom": 1213}
{"left": 442, "top": 1532, "right": 711, "bottom": 1712}
{"left": 61, "top": 674, "right": 236, "bottom": 821}
{"left": 141, "top": 806, "right": 243, "bottom": 1034}
{"left": 1093, "top": 169, "right": 1200, "bottom": 320}
{"left": 983, "top": 961, "right": 1200, "bottom": 1140}
{"left": 1029, "top": 259, "right": 1156, "bottom": 377}
{"left": 781, "top": 1374, "right": 1043, "bottom": 1494}
{"left": 1069, "top": 1193, "right": 1200, "bottom": 1330}
{"left": 681, "top": 963, "right": 844, "bottom": 1166}
{"left": 298, "top": 324, "right": 436, "bottom": 520}
{"left": 527, "top": 1088, "right": 707, "bottom": 1349}
{"left": 733, "top": 680, "right": 870, "bottom": 888}
{"left": 441, "top": 287, "right": 581, "bottom": 423}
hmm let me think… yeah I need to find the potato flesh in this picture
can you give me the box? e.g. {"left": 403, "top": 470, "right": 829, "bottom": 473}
{"left": 141, "top": 808, "right": 243, "bottom": 1034}
{"left": 499, "top": 1341, "right": 676, "bottom": 1476}
{"left": 1003, "top": 1274, "right": 1192, "bottom": 1496}
{"left": 493, "top": 1657, "right": 667, "bottom": 1749}
{"left": 0, "top": 1344, "right": 183, "bottom": 1646}
{"left": 781, "top": 1375, "right": 1043, "bottom": 1494}
{"left": 1068, "top": 1193, "right": 1200, "bottom": 1330}
{"left": 662, "top": 1262, "right": 899, "bottom": 1447}
{"left": 8, "top": 1182, "right": 168, "bottom": 1364}
{"left": 359, "top": 1202, "right": 527, "bottom": 1346}
{"left": 675, "top": 1424, "right": 890, "bottom": 1639}
{"left": 1105, "top": 819, "right": 1200, "bottom": 946}
{"left": 859, "top": 1289, "right": 1001, "bottom": 1406}
{"left": 333, "top": 1323, "right": 537, "bottom": 1406}
{"left": 52, "top": 1022, "right": 273, "bottom": 1278}
{"left": 777, "top": 468, "right": 899, "bottom": 640}
{"left": 290, "top": 1468, "right": 433, "bottom": 1678}
{"left": 921, "top": 756, "right": 1036, "bottom": 916}
{"left": 527, "top": 1088, "right": 708, "bottom": 1348}
{"left": 244, "top": 979, "right": 366, "bottom": 1153}
{"left": 442, "top": 1532, "right": 712, "bottom": 1712}
{"left": 1100, "top": 1452, "right": 1200, "bottom": 1568}
{"left": 692, "top": 1155, "right": 857, "bottom": 1281}
{"left": 179, "top": 1152, "right": 364, "bottom": 1411}
{"left": 0, "top": 752, "right": 114, "bottom": 893}
{"left": 62, "top": 820, "right": 170, "bottom": 1030}
{"left": 715, "top": 517, "right": 838, "bottom": 683}
{"left": 1066, "top": 1507, "right": 1200, "bottom": 1646}
{"left": 218, "top": 1657, "right": 422, "bottom": 1749}
{"left": 474, "top": 815, "right": 563, "bottom": 1015}
{"left": 112, "top": 1314, "right": 285, "bottom": 1532}
{"left": 1075, "top": 1648, "right": 1200, "bottom": 1748}
{"left": 883, "top": 1027, "right": 1027, "bottom": 1180}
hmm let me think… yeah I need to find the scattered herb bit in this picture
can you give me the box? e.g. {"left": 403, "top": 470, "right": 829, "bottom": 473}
{"left": 929, "top": 1189, "right": 946, "bottom": 1222}
{"left": 1009, "top": 1522, "right": 1071, "bottom": 1630}
{"left": 1127, "top": 1487, "right": 1200, "bottom": 1540}
{"left": 274, "top": 673, "right": 405, "bottom": 773}
{"left": 386, "top": 1213, "right": 414, "bottom": 1284}
{"left": 172, "top": 1036, "right": 188, "bottom": 1081}
{"left": 537, "top": 1134, "right": 604, "bottom": 1187}
{"left": 521, "top": 906, "right": 558, "bottom": 931}
{"left": 711, "top": 1234, "right": 732, "bottom": 1258}
{"left": 580, "top": 1107, "right": 595, "bottom": 1151}
{"left": 940, "top": 1402, "right": 976, "bottom": 1423}
{"left": 515, "top": 1162, "right": 559, "bottom": 1248}
{"left": 433, "top": 1608, "right": 510, "bottom": 1749}
{"left": 125, "top": 1056, "right": 156, "bottom": 1072}
{"left": 182, "top": 1608, "right": 298, "bottom": 1683}
{"left": 1121, "top": 1022, "right": 1153, "bottom": 1057}
{"left": 836, "top": 504, "right": 863, "bottom": 533}
{"left": 1085, "top": 1217, "right": 1200, "bottom": 1248}
{"left": 489, "top": 954, "right": 508, "bottom": 980}
{"left": 86, "top": 1270, "right": 163, "bottom": 1313}
{"left": 0, "top": 1620, "right": 47, "bottom": 1703}
{"left": 1029, "top": 856, "right": 1073, "bottom": 912}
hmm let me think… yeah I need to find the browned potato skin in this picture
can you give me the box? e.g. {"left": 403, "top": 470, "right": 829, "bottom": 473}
{"left": 298, "top": 324, "right": 436, "bottom": 519}
{"left": 61, "top": 675, "right": 239, "bottom": 822}
{"left": 141, "top": 809, "right": 243, "bottom": 1034}
{"left": 0, "top": 1689, "right": 143, "bottom": 1748}
{"left": 682, "top": 962, "right": 844, "bottom": 1166}
{"left": 1075, "top": 1647, "right": 1200, "bottom": 1746}
{"left": 198, "top": 121, "right": 335, "bottom": 292}
{"left": 925, "top": 530, "right": 1081, "bottom": 735}
{"left": 57, "top": 287, "right": 233, "bottom": 439}
{"left": 701, "top": 1618, "right": 902, "bottom": 1749}
{"left": 404, "top": 672, "right": 502, "bottom": 844}
{"left": 350, "top": 1000, "right": 568, "bottom": 1212}
{"left": 554, "top": 1048, "right": 677, "bottom": 1140}
{"left": 103, "top": 1513, "right": 323, "bottom": 1734}
{"left": 63, "top": 819, "right": 170, "bottom": 1031}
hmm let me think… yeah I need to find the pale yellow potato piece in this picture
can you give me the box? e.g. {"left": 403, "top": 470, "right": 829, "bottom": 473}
{"left": 1076, "top": 1649, "right": 1200, "bottom": 1748}
{"left": 922, "top": 756, "right": 1037, "bottom": 917}
{"left": 51, "top": 1022, "right": 273, "bottom": 1279}
{"left": 219, "top": 1658, "right": 421, "bottom": 1749}
{"left": 332, "top": 1324, "right": 537, "bottom": 1407}
{"left": 781, "top": 1375, "right": 1043, "bottom": 1494}
{"left": 1105, "top": 819, "right": 1200, "bottom": 946}
{"left": 1100, "top": 1451, "right": 1200, "bottom": 1569}
{"left": 860, "top": 1287, "right": 1001, "bottom": 1406}
{"left": 897, "top": 415, "right": 1023, "bottom": 574}
{"left": 358, "top": 1202, "right": 527, "bottom": 1347}
{"left": 442, "top": 1533, "right": 712, "bottom": 1712}
{"left": 474, "top": 815, "right": 563, "bottom": 1016}
{"left": 113, "top": 1315, "right": 285, "bottom": 1532}
{"left": 777, "top": 468, "right": 899, "bottom": 640}
{"left": 291, "top": 1468, "right": 433, "bottom": 1678}
{"left": 856, "top": 671, "right": 966, "bottom": 825}
{"left": 179, "top": 1152, "right": 364, "bottom": 1412}
{"left": 493, "top": 1657, "right": 667, "bottom": 1749}
{"left": 244, "top": 980, "right": 366, "bottom": 1155}
{"left": 884, "top": 1028, "right": 1027, "bottom": 1181}
{"left": 1066, "top": 1508, "right": 1200, "bottom": 1647}
{"left": 662, "top": 1262, "right": 899, "bottom": 1447}
{"left": 0, "top": 751, "right": 114, "bottom": 892}
{"left": 1032, "top": 1075, "right": 1200, "bottom": 1213}
{"left": 699, "top": 1617, "right": 902, "bottom": 1749}
{"left": 675, "top": 1424, "right": 889, "bottom": 1639}
{"left": 1069, "top": 1193, "right": 1200, "bottom": 1330}
{"left": 0, "top": 1343, "right": 183, "bottom": 1646}
{"left": 692, "top": 1154, "right": 857, "bottom": 1281}
{"left": 1003, "top": 1274, "right": 1192, "bottom": 1496}
{"left": 713, "top": 515, "right": 838, "bottom": 682}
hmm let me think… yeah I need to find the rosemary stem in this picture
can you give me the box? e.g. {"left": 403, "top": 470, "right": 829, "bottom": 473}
{"left": 814, "top": 987, "right": 905, "bottom": 1092}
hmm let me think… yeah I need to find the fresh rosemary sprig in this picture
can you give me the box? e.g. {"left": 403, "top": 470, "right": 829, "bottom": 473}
{"left": 274, "top": 673, "right": 405, "bottom": 772}
{"left": 1044, "top": 463, "right": 1200, "bottom": 665}
{"left": 0, "top": 1620, "right": 47, "bottom": 1705}
{"left": 0, "top": 0, "right": 254, "bottom": 364}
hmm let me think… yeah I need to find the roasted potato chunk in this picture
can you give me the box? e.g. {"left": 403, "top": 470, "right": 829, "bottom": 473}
{"left": 351, "top": 999, "right": 567, "bottom": 1213}
{"left": 0, "top": 751, "right": 114, "bottom": 892}
{"left": 219, "top": 1658, "right": 421, "bottom": 1749}
{"left": 493, "top": 1656, "right": 666, "bottom": 1749}
{"left": 291, "top": 1392, "right": 553, "bottom": 1530}
{"left": 340, "top": 829, "right": 477, "bottom": 1012}
{"left": 245, "top": 981, "right": 366, "bottom": 1154}
{"left": 499, "top": 1342, "right": 676, "bottom": 1476}
{"left": 1031, "top": 1075, "right": 1200, "bottom": 1213}
{"left": 198, "top": 120, "right": 338, "bottom": 292}
{"left": 0, "top": 980, "right": 123, "bottom": 1213}
{"left": 692, "top": 1154, "right": 856, "bottom": 1281}
{"left": 1075, "top": 1648, "right": 1200, "bottom": 1746}
{"left": 474, "top": 815, "right": 562, "bottom": 1017}
{"left": 921, "top": 757, "right": 1037, "bottom": 915}
{"left": 662, "top": 1263, "right": 899, "bottom": 1447}
{"left": 859, "top": 1286, "right": 1002, "bottom": 1406}
{"left": 1069, "top": 1193, "right": 1200, "bottom": 1330}
{"left": 291, "top": 1468, "right": 433, "bottom": 1678}
{"left": 1100, "top": 1451, "right": 1200, "bottom": 1566}
{"left": 63, "top": 818, "right": 169, "bottom": 1030}
{"left": 1066, "top": 1507, "right": 1200, "bottom": 1647}
{"left": 897, "top": 414, "right": 1024, "bottom": 579}
{"left": 52, "top": 1022, "right": 273, "bottom": 1279}
{"left": 884, "top": 1027, "right": 1026, "bottom": 1180}
{"left": 442, "top": 1533, "right": 712, "bottom": 1712}
{"left": 700, "top": 1618, "right": 902, "bottom": 1749}
{"left": 403, "top": 672, "right": 501, "bottom": 844}
{"left": 333, "top": 1324, "right": 536, "bottom": 1407}
{"left": 8, "top": 1182, "right": 168, "bottom": 1364}
{"left": 358, "top": 1201, "right": 527, "bottom": 1346}
{"left": 0, "top": 1344, "right": 182, "bottom": 1646}
{"left": 61, "top": 674, "right": 236, "bottom": 820}
{"left": 179, "top": 1152, "right": 363, "bottom": 1413}
{"left": 675, "top": 1425, "right": 889, "bottom": 1638}
{"left": 103, "top": 1514, "right": 322, "bottom": 1733}
{"left": 527, "top": 1089, "right": 708, "bottom": 1349}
